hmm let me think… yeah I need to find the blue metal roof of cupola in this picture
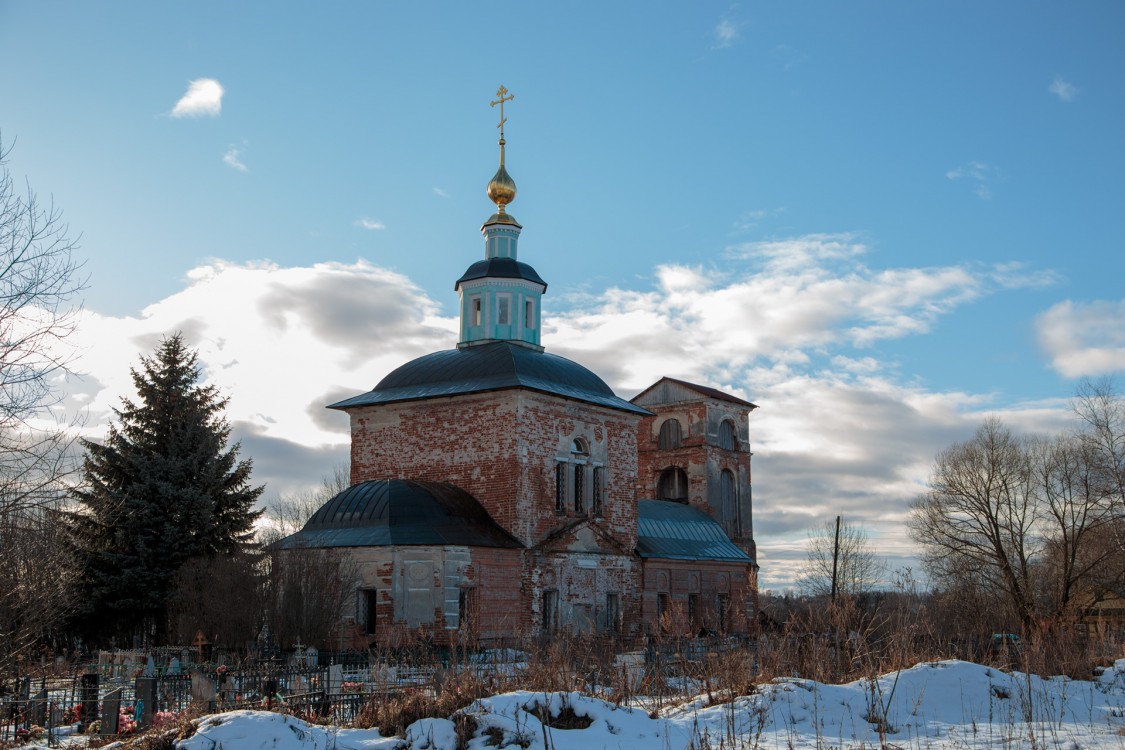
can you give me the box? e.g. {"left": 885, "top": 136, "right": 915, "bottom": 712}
{"left": 329, "top": 340, "right": 651, "bottom": 415}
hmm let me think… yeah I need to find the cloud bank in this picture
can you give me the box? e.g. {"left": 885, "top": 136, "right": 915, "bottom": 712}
{"left": 58, "top": 240, "right": 1085, "bottom": 588}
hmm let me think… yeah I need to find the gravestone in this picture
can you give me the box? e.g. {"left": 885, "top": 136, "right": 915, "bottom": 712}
{"left": 189, "top": 669, "right": 216, "bottom": 711}
{"left": 80, "top": 673, "right": 99, "bottom": 727}
{"left": 135, "top": 677, "right": 157, "bottom": 729}
{"left": 144, "top": 655, "right": 156, "bottom": 677}
{"left": 100, "top": 687, "right": 122, "bottom": 735}
{"left": 31, "top": 689, "right": 47, "bottom": 727}
{"left": 168, "top": 656, "right": 182, "bottom": 675}
{"left": 327, "top": 664, "right": 343, "bottom": 696}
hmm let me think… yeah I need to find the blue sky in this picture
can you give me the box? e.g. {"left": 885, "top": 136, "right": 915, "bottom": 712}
{"left": 2, "top": 2, "right": 1123, "bottom": 588}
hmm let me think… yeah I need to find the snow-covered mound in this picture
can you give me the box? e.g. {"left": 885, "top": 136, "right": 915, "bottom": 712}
{"left": 175, "top": 659, "right": 1125, "bottom": 750}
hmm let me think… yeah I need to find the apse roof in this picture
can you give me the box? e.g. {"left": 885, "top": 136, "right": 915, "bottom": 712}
{"left": 271, "top": 479, "right": 522, "bottom": 550}
{"left": 329, "top": 341, "right": 651, "bottom": 415}
{"left": 455, "top": 257, "right": 546, "bottom": 289}
{"left": 636, "top": 499, "right": 755, "bottom": 564}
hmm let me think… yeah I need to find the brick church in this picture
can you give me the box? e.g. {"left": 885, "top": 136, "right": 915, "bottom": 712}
{"left": 276, "top": 89, "right": 759, "bottom": 646}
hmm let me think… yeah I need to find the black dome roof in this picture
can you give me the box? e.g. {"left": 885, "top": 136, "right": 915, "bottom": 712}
{"left": 329, "top": 341, "right": 651, "bottom": 415}
{"left": 455, "top": 257, "right": 546, "bottom": 290}
{"left": 272, "top": 479, "right": 522, "bottom": 549}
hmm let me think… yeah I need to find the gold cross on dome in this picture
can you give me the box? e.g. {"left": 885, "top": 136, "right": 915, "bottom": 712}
{"left": 490, "top": 85, "right": 515, "bottom": 136}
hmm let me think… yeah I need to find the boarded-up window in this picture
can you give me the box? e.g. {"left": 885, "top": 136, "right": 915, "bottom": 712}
{"left": 657, "top": 467, "right": 689, "bottom": 503}
{"left": 658, "top": 418, "right": 683, "bottom": 449}
{"left": 498, "top": 295, "right": 511, "bottom": 325}
{"left": 542, "top": 590, "right": 558, "bottom": 633}
{"left": 718, "top": 419, "right": 739, "bottom": 450}
{"left": 605, "top": 592, "right": 620, "bottom": 634}
{"left": 720, "top": 469, "right": 739, "bottom": 537}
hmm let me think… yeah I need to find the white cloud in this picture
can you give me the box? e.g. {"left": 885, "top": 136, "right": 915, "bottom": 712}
{"left": 223, "top": 148, "right": 248, "bottom": 172}
{"left": 946, "top": 161, "right": 1000, "bottom": 200}
{"left": 51, "top": 246, "right": 1079, "bottom": 588}
{"left": 171, "top": 78, "right": 224, "bottom": 118}
{"left": 1048, "top": 75, "right": 1078, "bottom": 102}
{"left": 355, "top": 218, "right": 386, "bottom": 230}
{"left": 1036, "top": 299, "right": 1125, "bottom": 377}
{"left": 433, "top": 187, "right": 450, "bottom": 198}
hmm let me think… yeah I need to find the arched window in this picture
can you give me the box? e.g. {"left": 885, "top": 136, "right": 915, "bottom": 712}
{"left": 657, "top": 467, "right": 689, "bottom": 503}
{"left": 720, "top": 469, "right": 739, "bottom": 537}
{"left": 718, "top": 419, "right": 739, "bottom": 450}
{"left": 657, "top": 418, "right": 683, "bottom": 450}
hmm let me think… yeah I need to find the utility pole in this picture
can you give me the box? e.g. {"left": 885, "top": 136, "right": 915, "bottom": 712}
{"left": 830, "top": 515, "right": 841, "bottom": 605}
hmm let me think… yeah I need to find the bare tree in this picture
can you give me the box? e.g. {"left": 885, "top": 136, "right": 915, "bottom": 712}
{"left": 0, "top": 136, "right": 84, "bottom": 675}
{"left": 797, "top": 517, "right": 885, "bottom": 599}
{"left": 911, "top": 418, "right": 1039, "bottom": 631}
{"left": 912, "top": 414, "right": 1125, "bottom": 634}
{"left": 258, "top": 462, "right": 349, "bottom": 544}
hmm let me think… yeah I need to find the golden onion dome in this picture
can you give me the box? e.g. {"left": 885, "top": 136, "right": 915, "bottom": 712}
{"left": 487, "top": 140, "right": 517, "bottom": 212}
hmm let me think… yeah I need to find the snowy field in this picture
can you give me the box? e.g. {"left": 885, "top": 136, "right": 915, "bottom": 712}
{"left": 159, "top": 660, "right": 1125, "bottom": 750}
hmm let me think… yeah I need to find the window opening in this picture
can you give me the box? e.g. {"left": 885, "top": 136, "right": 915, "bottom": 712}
{"left": 573, "top": 464, "right": 584, "bottom": 514}
{"left": 471, "top": 296, "right": 482, "bottom": 326}
{"left": 716, "top": 594, "right": 730, "bottom": 634}
{"left": 459, "top": 588, "right": 474, "bottom": 631}
{"left": 657, "top": 593, "right": 670, "bottom": 632}
{"left": 498, "top": 295, "right": 511, "bottom": 325}
{"left": 592, "top": 466, "right": 604, "bottom": 516}
{"left": 657, "top": 467, "right": 689, "bottom": 503}
{"left": 555, "top": 462, "right": 567, "bottom": 513}
{"left": 362, "top": 590, "right": 378, "bottom": 635}
{"left": 525, "top": 299, "right": 535, "bottom": 328}
{"left": 688, "top": 594, "right": 699, "bottom": 629}
{"left": 720, "top": 469, "right": 739, "bottom": 537}
{"left": 658, "top": 418, "right": 683, "bottom": 449}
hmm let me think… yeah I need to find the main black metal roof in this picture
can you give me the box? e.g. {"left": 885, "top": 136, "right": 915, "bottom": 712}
{"left": 636, "top": 500, "right": 755, "bottom": 564}
{"left": 455, "top": 257, "right": 547, "bottom": 289}
{"left": 329, "top": 341, "right": 651, "bottom": 415}
{"left": 272, "top": 479, "right": 523, "bottom": 550}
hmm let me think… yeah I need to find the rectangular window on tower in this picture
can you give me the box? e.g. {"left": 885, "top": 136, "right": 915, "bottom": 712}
{"left": 497, "top": 295, "right": 511, "bottom": 325}
{"left": 471, "top": 296, "right": 482, "bottom": 326}
{"left": 525, "top": 299, "right": 535, "bottom": 328}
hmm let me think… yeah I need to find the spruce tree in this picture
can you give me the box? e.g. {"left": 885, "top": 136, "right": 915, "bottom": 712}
{"left": 69, "top": 334, "right": 263, "bottom": 643}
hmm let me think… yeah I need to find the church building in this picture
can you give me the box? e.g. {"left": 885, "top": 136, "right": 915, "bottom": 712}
{"left": 275, "top": 89, "right": 759, "bottom": 646}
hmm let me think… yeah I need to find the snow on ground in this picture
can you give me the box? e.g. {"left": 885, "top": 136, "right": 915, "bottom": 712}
{"left": 169, "top": 659, "right": 1125, "bottom": 750}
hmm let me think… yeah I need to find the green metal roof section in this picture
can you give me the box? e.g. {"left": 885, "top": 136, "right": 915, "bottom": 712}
{"left": 271, "top": 479, "right": 523, "bottom": 550}
{"left": 636, "top": 499, "right": 755, "bottom": 564}
{"left": 329, "top": 341, "right": 652, "bottom": 416}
